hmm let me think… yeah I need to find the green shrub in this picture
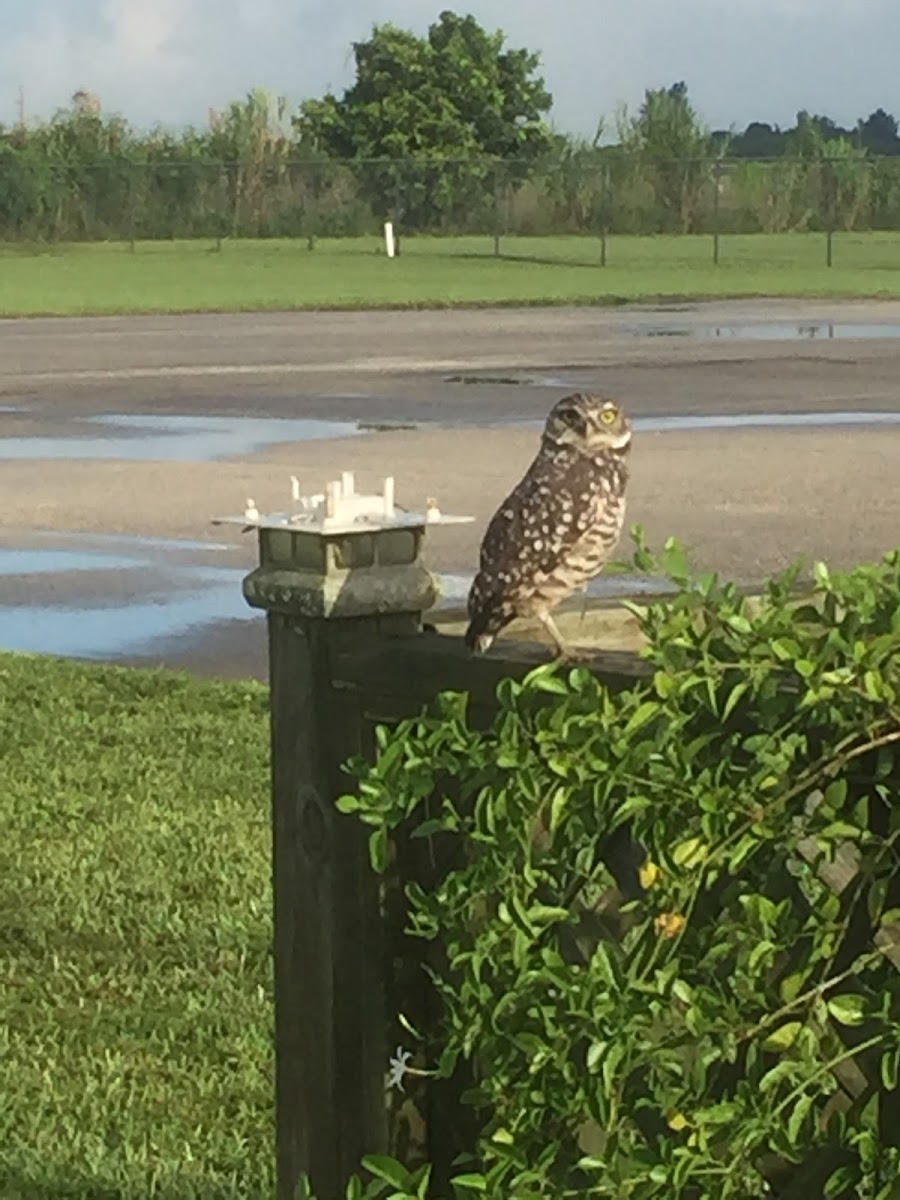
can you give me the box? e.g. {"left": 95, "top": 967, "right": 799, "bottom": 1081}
{"left": 340, "top": 535, "right": 900, "bottom": 1198}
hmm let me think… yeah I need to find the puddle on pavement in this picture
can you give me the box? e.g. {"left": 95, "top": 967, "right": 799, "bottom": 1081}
{"left": 0, "top": 413, "right": 361, "bottom": 462}
{"left": 630, "top": 321, "right": 900, "bottom": 341}
{"left": 7, "top": 401, "right": 900, "bottom": 468}
{"left": 0, "top": 573, "right": 251, "bottom": 660}
{"left": 513, "top": 410, "right": 900, "bottom": 435}
{"left": 0, "top": 547, "right": 147, "bottom": 574}
{"left": 437, "top": 572, "right": 674, "bottom": 606}
{"left": 639, "top": 411, "right": 900, "bottom": 432}
{"left": 445, "top": 373, "right": 575, "bottom": 388}
{"left": 0, "top": 531, "right": 256, "bottom": 660}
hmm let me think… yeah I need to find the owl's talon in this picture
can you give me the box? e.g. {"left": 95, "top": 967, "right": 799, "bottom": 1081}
{"left": 554, "top": 642, "right": 598, "bottom": 664}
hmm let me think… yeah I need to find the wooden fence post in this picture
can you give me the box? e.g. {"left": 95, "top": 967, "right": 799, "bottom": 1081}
{"left": 242, "top": 513, "right": 441, "bottom": 1200}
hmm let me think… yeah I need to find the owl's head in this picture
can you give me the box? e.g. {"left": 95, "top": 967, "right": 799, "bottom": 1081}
{"left": 544, "top": 394, "right": 632, "bottom": 455}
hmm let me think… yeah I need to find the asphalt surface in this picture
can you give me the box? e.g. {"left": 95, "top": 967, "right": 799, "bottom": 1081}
{"left": 2, "top": 298, "right": 900, "bottom": 679}
{"left": 4, "top": 298, "right": 900, "bottom": 423}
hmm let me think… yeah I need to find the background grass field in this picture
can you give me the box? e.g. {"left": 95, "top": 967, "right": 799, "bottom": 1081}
{"left": 3, "top": 232, "right": 900, "bottom": 317}
{"left": 0, "top": 654, "right": 273, "bottom": 1199}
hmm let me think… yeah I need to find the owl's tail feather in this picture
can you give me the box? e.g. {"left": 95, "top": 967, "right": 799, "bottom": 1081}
{"left": 464, "top": 600, "right": 511, "bottom": 655}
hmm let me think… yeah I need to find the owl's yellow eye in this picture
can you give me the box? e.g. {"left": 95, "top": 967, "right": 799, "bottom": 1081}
{"left": 600, "top": 408, "right": 617, "bottom": 425}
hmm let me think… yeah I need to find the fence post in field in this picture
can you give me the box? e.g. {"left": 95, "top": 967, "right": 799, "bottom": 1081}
{"left": 493, "top": 160, "right": 503, "bottom": 257}
{"left": 226, "top": 478, "right": 472, "bottom": 1200}
{"left": 600, "top": 162, "right": 611, "bottom": 268}
{"left": 712, "top": 160, "right": 722, "bottom": 265}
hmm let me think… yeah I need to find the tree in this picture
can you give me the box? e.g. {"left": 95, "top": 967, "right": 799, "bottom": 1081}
{"left": 782, "top": 113, "right": 871, "bottom": 231}
{"left": 294, "top": 10, "right": 553, "bottom": 228}
{"left": 207, "top": 89, "right": 293, "bottom": 236}
{"left": 726, "top": 122, "right": 787, "bottom": 159}
{"left": 857, "top": 107, "right": 900, "bottom": 155}
{"left": 787, "top": 111, "right": 853, "bottom": 156}
{"left": 617, "top": 81, "right": 724, "bottom": 232}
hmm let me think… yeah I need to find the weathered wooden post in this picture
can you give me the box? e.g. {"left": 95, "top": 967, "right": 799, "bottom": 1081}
{"left": 216, "top": 476, "right": 472, "bottom": 1200}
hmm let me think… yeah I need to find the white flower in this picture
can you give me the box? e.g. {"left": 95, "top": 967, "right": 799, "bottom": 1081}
{"left": 388, "top": 1045, "right": 413, "bottom": 1092}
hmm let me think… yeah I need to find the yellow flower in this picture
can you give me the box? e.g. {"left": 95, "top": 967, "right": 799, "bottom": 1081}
{"left": 639, "top": 859, "right": 661, "bottom": 889}
{"left": 655, "top": 911, "right": 687, "bottom": 939}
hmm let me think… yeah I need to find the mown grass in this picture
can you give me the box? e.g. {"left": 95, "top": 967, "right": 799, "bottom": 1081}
{"left": 3, "top": 232, "right": 900, "bottom": 316}
{"left": 0, "top": 653, "right": 273, "bottom": 1199}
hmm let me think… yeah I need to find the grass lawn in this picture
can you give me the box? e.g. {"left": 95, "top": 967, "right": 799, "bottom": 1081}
{"left": 0, "top": 653, "right": 274, "bottom": 1199}
{"left": 3, "top": 232, "right": 900, "bottom": 316}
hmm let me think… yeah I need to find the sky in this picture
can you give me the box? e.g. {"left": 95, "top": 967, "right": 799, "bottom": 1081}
{"left": 0, "top": 0, "right": 895, "bottom": 136}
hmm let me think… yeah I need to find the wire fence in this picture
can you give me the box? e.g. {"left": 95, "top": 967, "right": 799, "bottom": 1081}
{"left": 2, "top": 154, "right": 899, "bottom": 259}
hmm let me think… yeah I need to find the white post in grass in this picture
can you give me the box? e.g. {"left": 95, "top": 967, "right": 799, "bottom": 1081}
{"left": 383, "top": 221, "right": 396, "bottom": 259}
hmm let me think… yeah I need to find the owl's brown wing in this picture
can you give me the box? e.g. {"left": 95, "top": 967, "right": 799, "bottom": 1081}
{"left": 466, "top": 450, "right": 603, "bottom": 650}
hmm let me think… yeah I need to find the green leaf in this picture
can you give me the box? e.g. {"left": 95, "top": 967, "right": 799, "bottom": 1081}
{"left": 813, "top": 560, "right": 831, "bottom": 588}
{"left": 523, "top": 664, "right": 569, "bottom": 694}
{"left": 771, "top": 638, "right": 800, "bottom": 661}
{"left": 362, "top": 1155, "right": 411, "bottom": 1189}
{"left": 624, "top": 700, "right": 659, "bottom": 735}
{"left": 671, "top": 979, "right": 693, "bottom": 1005}
{"left": 787, "top": 1092, "right": 815, "bottom": 1143}
{"left": 827, "top": 993, "right": 867, "bottom": 1027}
{"left": 863, "top": 670, "right": 883, "bottom": 700}
{"left": 722, "top": 681, "right": 749, "bottom": 718}
{"left": 762, "top": 1022, "right": 803, "bottom": 1052}
{"left": 672, "top": 837, "right": 707, "bottom": 869}
{"left": 780, "top": 972, "right": 806, "bottom": 1003}
{"left": 368, "top": 826, "right": 388, "bottom": 873}
{"left": 759, "top": 1061, "right": 800, "bottom": 1093}
{"left": 881, "top": 1046, "right": 900, "bottom": 1090}
{"left": 726, "top": 614, "right": 753, "bottom": 635}
{"left": 653, "top": 670, "right": 674, "bottom": 699}
{"left": 662, "top": 537, "right": 688, "bottom": 581}
{"left": 825, "top": 1166, "right": 860, "bottom": 1198}
{"left": 527, "top": 904, "right": 569, "bottom": 927}
{"left": 576, "top": 1156, "right": 607, "bottom": 1172}
{"left": 590, "top": 943, "right": 619, "bottom": 989}
{"left": 820, "top": 821, "right": 862, "bottom": 840}
{"left": 822, "top": 778, "right": 848, "bottom": 810}
{"left": 508, "top": 891, "right": 536, "bottom": 936}
{"left": 549, "top": 787, "right": 568, "bottom": 834}
{"left": 416, "top": 1165, "right": 432, "bottom": 1199}
{"left": 451, "top": 1174, "right": 488, "bottom": 1193}
{"left": 747, "top": 939, "right": 775, "bottom": 975}
{"left": 586, "top": 1041, "right": 604, "bottom": 1072}
{"left": 336, "top": 794, "right": 361, "bottom": 813}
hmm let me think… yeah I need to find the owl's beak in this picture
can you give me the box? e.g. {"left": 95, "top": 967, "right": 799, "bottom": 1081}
{"left": 609, "top": 427, "right": 633, "bottom": 450}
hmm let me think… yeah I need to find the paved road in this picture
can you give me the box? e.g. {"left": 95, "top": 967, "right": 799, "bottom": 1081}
{"left": 2, "top": 298, "right": 900, "bottom": 425}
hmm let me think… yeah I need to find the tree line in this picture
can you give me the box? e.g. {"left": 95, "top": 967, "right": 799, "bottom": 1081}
{"left": 1, "top": 10, "right": 899, "bottom": 241}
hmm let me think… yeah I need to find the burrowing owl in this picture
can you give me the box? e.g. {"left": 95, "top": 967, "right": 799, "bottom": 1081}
{"left": 465, "top": 394, "right": 632, "bottom": 658}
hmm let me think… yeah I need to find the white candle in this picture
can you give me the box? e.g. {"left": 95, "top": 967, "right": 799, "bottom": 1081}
{"left": 325, "top": 480, "right": 340, "bottom": 519}
{"left": 383, "top": 476, "right": 395, "bottom": 519}
{"left": 291, "top": 476, "right": 301, "bottom": 502}
{"left": 341, "top": 471, "right": 355, "bottom": 497}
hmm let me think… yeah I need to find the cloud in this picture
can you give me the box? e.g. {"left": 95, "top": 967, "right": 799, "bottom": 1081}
{"left": 102, "top": 0, "right": 180, "bottom": 60}
{"left": 0, "top": 0, "right": 895, "bottom": 135}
